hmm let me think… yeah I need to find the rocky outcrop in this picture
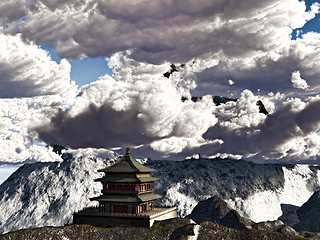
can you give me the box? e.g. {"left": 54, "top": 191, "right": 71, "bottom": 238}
{"left": 186, "top": 195, "right": 253, "bottom": 229}
{"left": 0, "top": 218, "right": 192, "bottom": 240}
{"left": 294, "top": 190, "right": 320, "bottom": 232}
{"left": 187, "top": 195, "right": 299, "bottom": 237}
{"left": 252, "top": 220, "right": 297, "bottom": 236}
{"left": 278, "top": 204, "right": 300, "bottom": 227}
{"left": 0, "top": 218, "right": 303, "bottom": 240}
{"left": 198, "top": 221, "right": 300, "bottom": 240}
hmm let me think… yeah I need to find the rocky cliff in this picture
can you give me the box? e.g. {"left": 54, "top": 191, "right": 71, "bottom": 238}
{"left": 294, "top": 190, "right": 320, "bottom": 232}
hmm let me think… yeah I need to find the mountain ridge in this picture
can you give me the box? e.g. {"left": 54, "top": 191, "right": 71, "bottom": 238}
{"left": 0, "top": 152, "right": 320, "bottom": 234}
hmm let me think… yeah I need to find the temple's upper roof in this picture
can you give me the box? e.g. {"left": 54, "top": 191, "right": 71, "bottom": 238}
{"left": 98, "top": 148, "right": 156, "bottom": 174}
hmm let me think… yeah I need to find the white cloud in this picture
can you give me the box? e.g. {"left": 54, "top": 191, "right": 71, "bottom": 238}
{"left": 201, "top": 93, "right": 320, "bottom": 162}
{"left": 1, "top": 0, "right": 320, "bottom": 163}
{"left": 291, "top": 71, "right": 309, "bottom": 89}
{"left": 29, "top": 53, "right": 320, "bottom": 163}
{"left": 0, "top": 95, "right": 75, "bottom": 163}
{"left": 33, "top": 55, "right": 217, "bottom": 155}
{"left": 228, "top": 79, "right": 235, "bottom": 85}
{"left": 0, "top": 0, "right": 311, "bottom": 63}
{"left": 0, "top": 0, "right": 319, "bottom": 99}
{"left": 304, "top": 2, "right": 320, "bottom": 21}
{"left": 0, "top": 33, "right": 77, "bottom": 98}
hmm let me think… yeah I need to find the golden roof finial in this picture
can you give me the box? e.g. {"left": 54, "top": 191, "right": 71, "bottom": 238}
{"left": 126, "top": 147, "right": 130, "bottom": 155}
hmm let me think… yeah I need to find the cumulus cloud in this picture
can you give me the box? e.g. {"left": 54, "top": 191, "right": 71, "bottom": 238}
{"left": 0, "top": 0, "right": 25, "bottom": 26}
{"left": 0, "top": 95, "right": 76, "bottom": 163}
{"left": 27, "top": 52, "right": 320, "bottom": 163}
{"left": 0, "top": 0, "right": 319, "bottom": 98}
{"left": 304, "top": 2, "right": 320, "bottom": 21}
{"left": 0, "top": 33, "right": 76, "bottom": 98}
{"left": 194, "top": 32, "right": 320, "bottom": 98}
{"left": 291, "top": 71, "right": 309, "bottom": 89}
{"left": 0, "top": 0, "right": 313, "bottom": 61}
{"left": 33, "top": 55, "right": 217, "bottom": 154}
{"left": 2, "top": 0, "right": 320, "bottom": 163}
{"left": 201, "top": 93, "right": 320, "bottom": 162}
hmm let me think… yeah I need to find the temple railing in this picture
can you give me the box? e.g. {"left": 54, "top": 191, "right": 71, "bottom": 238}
{"left": 101, "top": 189, "right": 153, "bottom": 194}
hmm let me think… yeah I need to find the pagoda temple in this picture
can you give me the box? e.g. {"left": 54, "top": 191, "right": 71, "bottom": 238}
{"left": 73, "top": 148, "right": 177, "bottom": 228}
{"left": 91, "top": 147, "right": 161, "bottom": 214}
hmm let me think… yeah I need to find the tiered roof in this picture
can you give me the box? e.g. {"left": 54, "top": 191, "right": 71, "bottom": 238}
{"left": 98, "top": 148, "right": 156, "bottom": 173}
{"left": 95, "top": 148, "right": 158, "bottom": 184}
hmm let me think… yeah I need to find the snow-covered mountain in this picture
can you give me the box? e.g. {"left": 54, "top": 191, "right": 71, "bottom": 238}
{"left": 0, "top": 153, "right": 320, "bottom": 234}
{"left": 0, "top": 153, "right": 115, "bottom": 234}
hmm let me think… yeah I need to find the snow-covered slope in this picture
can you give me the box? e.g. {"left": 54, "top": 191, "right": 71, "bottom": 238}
{"left": 0, "top": 155, "right": 320, "bottom": 234}
{"left": 0, "top": 153, "right": 115, "bottom": 234}
{"left": 150, "top": 159, "right": 320, "bottom": 222}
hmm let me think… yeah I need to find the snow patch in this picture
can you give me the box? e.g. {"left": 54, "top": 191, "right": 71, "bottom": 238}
{"left": 188, "top": 224, "right": 201, "bottom": 240}
{"left": 226, "top": 165, "right": 319, "bottom": 222}
{"left": 160, "top": 182, "right": 198, "bottom": 217}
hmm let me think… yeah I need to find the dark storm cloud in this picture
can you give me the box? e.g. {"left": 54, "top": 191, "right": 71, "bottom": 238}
{"left": 0, "top": 0, "right": 26, "bottom": 26}
{"left": 33, "top": 74, "right": 216, "bottom": 150}
{"left": 35, "top": 103, "right": 157, "bottom": 148}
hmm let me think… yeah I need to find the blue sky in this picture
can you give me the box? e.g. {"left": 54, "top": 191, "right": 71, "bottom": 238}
{"left": 41, "top": 44, "right": 113, "bottom": 87}
{"left": 0, "top": 165, "right": 21, "bottom": 185}
{"left": 292, "top": 0, "right": 320, "bottom": 38}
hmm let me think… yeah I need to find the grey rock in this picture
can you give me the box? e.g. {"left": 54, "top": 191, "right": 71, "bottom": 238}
{"left": 253, "top": 220, "right": 297, "bottom": 236}
{"left": 197, "top": 221, "right": 298, "bottom": 240}
{"left": 169, "top": 224, "right": 198, "bottom": 240}
{"left": 278, "top": 204, "right": 300, "bottom": 227}
{"left": 186, "top": 195, "right": 253, "bottom": 230}
{"left": 294, "top": 190, "right": 320, "bottom": 232}
{"left": 253, "top": 220, "right": 284, "bottom": 231}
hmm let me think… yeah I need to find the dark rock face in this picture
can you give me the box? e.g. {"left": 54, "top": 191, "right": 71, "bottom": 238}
{"left": 186, "top": 195, "right": 253, "bottom": 230}
{"left": 256, "top": 100, "right": 269, "bottom": 115}
{"left": 294, "top": 190, "right": 320, "bottom": 232}
{"left": 278, "top": 204, "right": 300, "bottom": 227}
{"left": 212, "top": 96, "right": 237, "bottom": 106}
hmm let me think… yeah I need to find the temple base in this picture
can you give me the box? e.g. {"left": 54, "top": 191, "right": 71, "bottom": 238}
{"left": 73, "top": 207, "right": 177, "bottom": 228}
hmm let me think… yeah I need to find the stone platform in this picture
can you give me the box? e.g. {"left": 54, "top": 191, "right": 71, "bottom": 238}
{"left": 73, "top": 207, "right": 177, "bottom": 228}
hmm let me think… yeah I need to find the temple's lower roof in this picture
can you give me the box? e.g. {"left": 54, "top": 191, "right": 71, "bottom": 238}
{"left": 91, "top": 193, "right": 161, "bottom": 203}
{"left": 95, "top": 176, "right": 158, "bottom": 183}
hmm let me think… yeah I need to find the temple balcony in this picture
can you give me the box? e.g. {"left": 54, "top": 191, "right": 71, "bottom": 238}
{"left": 101, "top": 188, "right": 154, "bottom": 195}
